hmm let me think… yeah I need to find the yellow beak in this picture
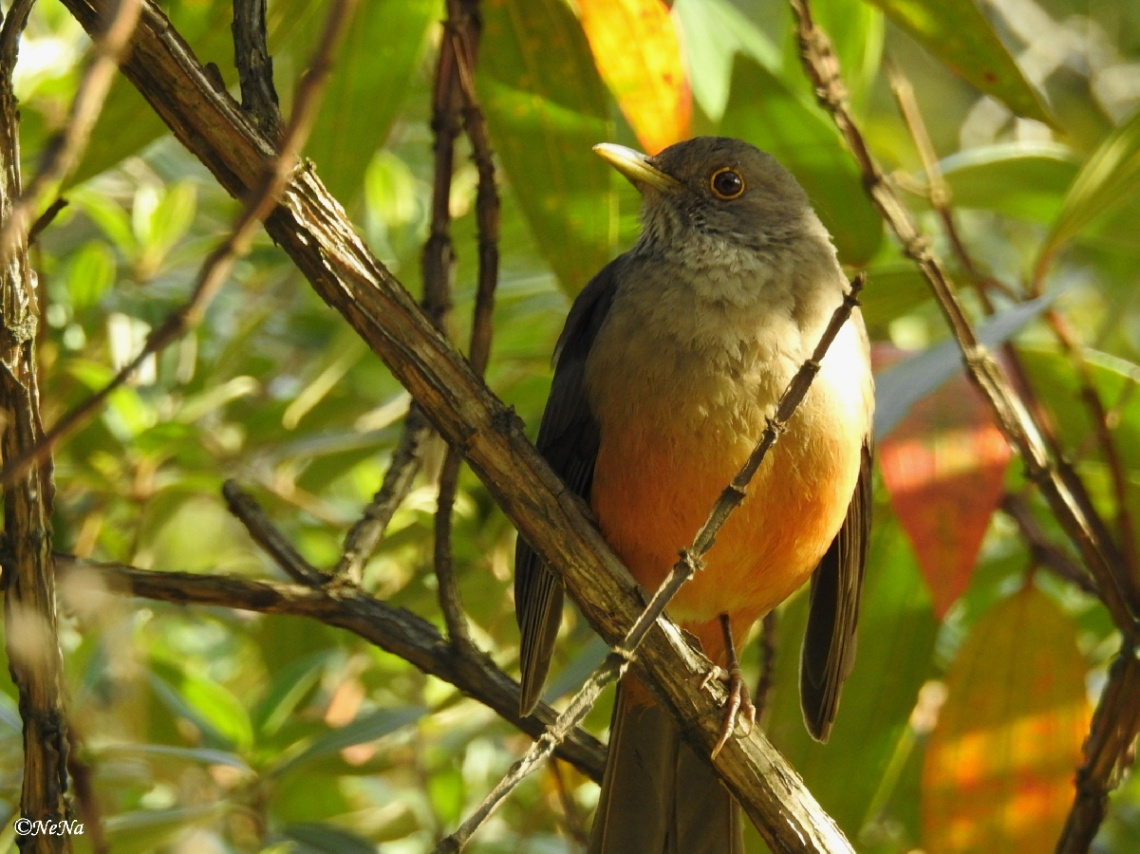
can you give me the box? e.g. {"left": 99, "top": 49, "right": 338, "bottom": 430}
{"left": 593, "top": 143, "right": 680, "bottom": 193}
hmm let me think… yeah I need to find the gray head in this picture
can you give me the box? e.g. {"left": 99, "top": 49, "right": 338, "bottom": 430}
{"left": 594, "top": 137, "right": 822, "bottom": 255}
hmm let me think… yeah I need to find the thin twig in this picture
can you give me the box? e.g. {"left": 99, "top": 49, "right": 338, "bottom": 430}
{"left": 334, "top": 405, "right": 434, "bottom": 584}
{"left": 754, "top": 609, "right": 779, "bottom": 725}
{"left": 57, "top": 554, "right": 607, "bottom": 781}
{"left": 0, "top": 0, "right": 142, "bottom": 270}
{"left": 888, "top": 60, "right": 1138, "bottom": 583}
{"left": 789, "top": 1, "right": 1140, "bottom": 847}
{"left": 0, "top": 0, "right": 357, "bottom": 490}
{"left": 790, "top": 0, "right": 1136, "bottom": 633}
{"left": 424, "top": 0, "right": 482, "bottom": 648}
{"left": 1001, "top": 493, "right": 1098, "bottom": 596}
{"left": 436, "top": 277, "right": 866, "bottom": 852}
{"left": 222, "top": 479, "right": 326, "bottom": 586}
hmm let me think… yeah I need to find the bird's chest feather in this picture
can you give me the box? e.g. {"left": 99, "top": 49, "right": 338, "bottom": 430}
{"left": 583, "top": 284, "right": 868, "bottom": 628}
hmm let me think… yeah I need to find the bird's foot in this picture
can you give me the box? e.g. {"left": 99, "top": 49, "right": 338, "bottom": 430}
{"left": 700, "top": 663, "right": 756, "bottom": 759}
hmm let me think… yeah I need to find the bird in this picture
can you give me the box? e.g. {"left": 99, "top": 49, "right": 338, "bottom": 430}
{"left": 514, "top": 136, "right": 873, "bottom": 853}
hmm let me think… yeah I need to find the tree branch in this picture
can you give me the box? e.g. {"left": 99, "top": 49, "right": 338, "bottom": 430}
{"left": 0, "top": 2, "right": 72, "bottom": 849}
{"left": 55, "top": 1, "right": 852, "bottom": 848}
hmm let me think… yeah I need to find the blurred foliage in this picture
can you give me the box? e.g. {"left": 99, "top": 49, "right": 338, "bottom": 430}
{"left": 2, "top": 0, "right": 1140, "bottom": 852}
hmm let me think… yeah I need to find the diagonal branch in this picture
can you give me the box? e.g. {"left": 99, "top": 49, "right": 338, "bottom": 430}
{"left": 789, "top": 0, "right": 1136, "bottom": 630}
{"left": 436, "top": 277, "right": 865, "bottom": 852}
{"left": 57, "top": 1, "right": 851, "bottom": 848}
{"left": 788, "top": 0, "right": 1140, "bottom": 849}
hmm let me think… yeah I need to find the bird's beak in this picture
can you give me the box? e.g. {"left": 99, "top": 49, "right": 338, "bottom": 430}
{"left": 593, "top": 143, "right": 680, "bottom": 193}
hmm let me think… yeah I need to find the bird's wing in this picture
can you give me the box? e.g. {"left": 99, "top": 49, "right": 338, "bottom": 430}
{"left": 799, "top": 438, "right": 873, "bottom": 741}
{"left": 515, "top": 259, "right": 621, "bottom": 714}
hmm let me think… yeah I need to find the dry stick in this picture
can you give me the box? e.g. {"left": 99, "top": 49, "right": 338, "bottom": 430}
{"left": 1046, "top": 311, "right": 1140, "bottom": 575}
{"left": 232, "top": 0, "right": 283, "bottom": 139}
{"left": 788, "top": 2, "right": 1140, "bottom": 849}
{"left": 222, "top": 479, "right": 325, "bottom": 585}
{"left": 888, "top": 62, "right": 1139, "bottom": 582}
{"left": 332, "top": 9, "right": 489, "bottom": 592}
{"left": 1001, "top": 494, "right": 1098, "bottom": 597}
{"left": 433, "top": 7, "right": 502, "bottom": 653}
{"left": 426, "top": 1, "right": 483, "bottom": 649}
{"left": 334, "top": 405, "right": 433, "bottom": 584}
{"left": 0, "top": 2, "right": 74, "bottom": 850}
{"left": 789, "top": 0, "right": 1136, "bottom": 631}
{"left": 754, "top": 609, "right": 780, "bottom": 725}
{"left": 54, "top": 4, "right": 853, "bottom": 847}
{"left": 0, "top": 0, "right": 142, "bottom": 272}
{"left": 0, "top": 0, "right": 357, "bottom": 491}
{"left": 56, "top": 554, "right": 608, "bottom": 780}
{"left": 435, "top": 278, "right": 866, "bottom": 853}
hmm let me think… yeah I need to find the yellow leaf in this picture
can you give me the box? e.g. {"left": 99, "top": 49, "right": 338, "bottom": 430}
{"left": 578, "top": 0, "right": 690, "bottom": 153}
{"left": 922, "top": 586, "right": 1090, "bottom": 853}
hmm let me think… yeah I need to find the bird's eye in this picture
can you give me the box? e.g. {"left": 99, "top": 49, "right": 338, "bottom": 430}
{"left": 709, "top": 167, "right": 745, "bottom": 200}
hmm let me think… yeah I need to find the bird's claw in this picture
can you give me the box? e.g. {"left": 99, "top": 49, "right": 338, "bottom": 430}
{"left": 701, "top": 664, "right": 757, "bottom": 759}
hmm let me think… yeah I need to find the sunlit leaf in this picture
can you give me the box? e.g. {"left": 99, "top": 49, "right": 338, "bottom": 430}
{"left": 578, "top": 0, "right": 690, "bottom": 154}
{"left": 1037, "top": 108, "right": 1140, "bottom": 278}
{"left": 720, "top": 56, "right": 882, "bottom": 265}
{"left": 672, "top": 0, "right": 780, "bottom": 122}
{"left": 863, "top": 0, "right": 1051, "bottom": 125}
{"left": 296, "top": 0, "right": 437, "bottom": 203}
{"left": 480, "top": 0, "right": 616, "bottom": 293}
{"left": 922, "top": 585, "right": 1089, "bottom": 853}
{"left": 877, "top": 346, "right": 1011, "bottom": 618}
{"left": 66, "top": 240, "right": 116, "bottom": 312}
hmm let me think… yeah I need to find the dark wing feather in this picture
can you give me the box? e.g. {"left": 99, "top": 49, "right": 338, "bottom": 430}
{"left": 799, "top": 439, "right": 873, "bottom": 741}
{"left": 516, "top": 259, "right": 621, "bottom": 714}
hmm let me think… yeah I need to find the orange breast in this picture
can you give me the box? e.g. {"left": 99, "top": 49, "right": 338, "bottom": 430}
{"left": 587, "top": 332, "right": 867, "bottom": 662}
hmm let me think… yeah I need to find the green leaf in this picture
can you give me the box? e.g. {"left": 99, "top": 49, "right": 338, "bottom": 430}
{"left": 99, "top": 742, "right": 252, "bottom": 772}
{"left": 149, "top": 661, "right": 254, "bottom": 752}
{"left": 66, "top": 240, "right": 117, "bottom": 312}
{"left": 281, "top": 822, "right": 379, "bottom": 854}
{"left": 147, "top": 180, "right": 198, "bottom": 256}
{"left": 480, "top": 0, "right": 616, "bottom": 293}
{"left": 297, "top": 0, "right": 438, "bottom": 203}
{"left": 1038, "top": 108, "right": 1140, "bottom": 275}
{"left": 858, "top": 262, "right": 931, "bottom": 336}
{"left": 1017, "top": 345, "right": 1140, "bottom": 476}
{"left": 720, "top": 55, "right": 882, "bottom": 265}
{"left": 252, "top": 650, "right": 333, "bottom": 738}
{"left": 104, "top": 803, "right": 230, "bottom": 854}
{"left": 927, "top": 141, "right": 1081, "bottom": 223}
{"left": 274, "top": 705, "right": 426, "bottom": 775}
{"left": 428, "top": 764, "right": 466, "bottom": 826}
{"left": 864, "top": 0, "right": 1051, "bottom": 125}
{"left": 672, "top": 0, "right": 781, "bottom": 122}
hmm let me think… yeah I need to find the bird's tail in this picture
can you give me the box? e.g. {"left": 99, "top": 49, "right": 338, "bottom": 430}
{"left": 588, "top": 678, "right": 744, "bottom": 854}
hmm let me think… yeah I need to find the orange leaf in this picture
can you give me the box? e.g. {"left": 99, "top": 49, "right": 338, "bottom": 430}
{"left": 578, "top": 0, "right": 690, "bottom": 153}
{"left": 877, "top": 347, "right": 1011, "bottom": 618}
{"left": 922, "top": 586, "right": 1090, "bottom": 853}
